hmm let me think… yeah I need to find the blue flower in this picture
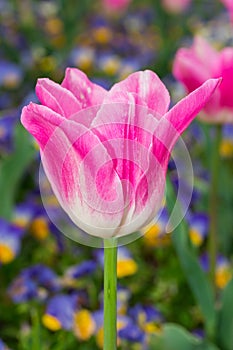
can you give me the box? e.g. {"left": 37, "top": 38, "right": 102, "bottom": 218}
{"left": 118, "top": 322, "right": 145, "bottom": 343}
{"left": 65, "top": 260, "right": 97, "bottom": 279}
{"left": 8, "top": 264, "right": 60, "bottom": 303}
{"left": 13, "top": 202, "right": 35, "bottom": 229}
{"left": 220, "top": 124, "right": 233, "bottom": 157}
{"left": 42, "top": 294, "right": 76, "bottom": 331}
{"left": 0, "top": 339, "right": 11, "bottom": 350}
{"left": 200, "top": 254, "right": 232, "bottom": 289}
{"left": 0, "top": 219, "right": 24, "bottom": 264}
{"left": 0, "top": 60, "right": 23, "bottom": 89}
{"left": 187, "top": 212, "right": 209, "bottom": 247}
{"left": 0, "top": 113, "right": 17, "bottom": 153}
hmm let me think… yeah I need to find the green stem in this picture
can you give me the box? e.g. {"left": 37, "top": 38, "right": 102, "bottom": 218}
{"left": 208, "top": 125, "right": 222, "bottom": 290}
{"left": 104, "top": 239, "right": 118, "bottom": 350}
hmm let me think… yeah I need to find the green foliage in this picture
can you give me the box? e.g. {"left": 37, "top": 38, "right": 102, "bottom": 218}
{"left": 166, "top": 179, "right": 216, "bottom": 338}
{"left": 149, "top": 324, "right": 220, "bottom": 350}
{"left": 217, "top": 278, "right": 233, "bottom": 350}
{"left": 0, "top": 124, "right": 36, "bottom": 219}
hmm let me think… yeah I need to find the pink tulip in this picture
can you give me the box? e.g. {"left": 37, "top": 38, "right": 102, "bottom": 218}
{"left": 21, "top": 68, "right": 220, "bottom": 238}
{"left": 102, "top": 0, "right": 131, "bottom": 11}
{"left": 220, "top": 0, "right": 233, "bottom": 23}
{"left": 161, "top": 0, "right": 191, "bottom": 14}
{"left": 173, "top": 36, "right": 233, "bottom": 123}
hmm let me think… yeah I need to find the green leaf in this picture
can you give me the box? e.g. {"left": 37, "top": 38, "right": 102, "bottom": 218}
{"left": 166, "top": 179, "right": 216, "bottom": 337}
{"left": 172, "top": 231, "right": 215, "bottom": 334}
{"left": 149, "top": 324, "right": 220, "bottom": 350}
{"left": 217, "top": 278, "right": 233, "bottom": 350}
{"left": 0, "top": 123, "right": 36, "bottom": 219}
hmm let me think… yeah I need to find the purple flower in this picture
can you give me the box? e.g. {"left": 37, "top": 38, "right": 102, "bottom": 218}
{"left": 65, "top": 260, "right": 97, "bottom": 279}
{"left": 8, "top": 264, "right": 60, "bottom": 303}
{"left": 42, "top": 294, "right": 76, "bottom": 331}
{"left": 0, "top": 219, "right": 24, "bottom": 264}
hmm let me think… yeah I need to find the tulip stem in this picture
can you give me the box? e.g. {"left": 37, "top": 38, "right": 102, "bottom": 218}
{"left": 208, "top": 125, "right": 222, "bottom": 291}
{"left": 104, "top": 238, "right": 118, "bottom": 350}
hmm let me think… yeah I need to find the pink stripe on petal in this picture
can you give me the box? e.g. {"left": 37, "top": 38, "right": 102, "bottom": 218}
{"left": 150, "top": 79, "right": 221, "bottom": 174}
{"left": 40, "top": 118, "right": 124, "bottom": 236}
{"left": 114, "top": 151, "right": 165, "bottom": 237}
{"left": 61, "top": 68, "right": 107, "bottom": 109}
{"left": 164, "top": 78, "right": 221, "bottom": 137}
{"left": 36, "top": 78, "right": 82, "bottom": 118}
{"left": 106, "top": 70, "right": 170, "bottom": 116}
{"left": 21, "top": 103, "right": 64, "bottom": 149}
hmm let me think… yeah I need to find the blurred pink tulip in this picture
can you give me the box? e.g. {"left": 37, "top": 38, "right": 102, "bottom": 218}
{"left": 220, "top": 0, "right": 233, "bottom": 23}
{"left": 102, "top": 0, "right": 131, "bottom": 11}
{"left": 173, "top": 36, "right": 233, "bottom": 123}
{"left": 161, "top": 0, "right": 191, "bottom": 14}
{"left": 21, "top": 68, "right": 220, "bottom": 238}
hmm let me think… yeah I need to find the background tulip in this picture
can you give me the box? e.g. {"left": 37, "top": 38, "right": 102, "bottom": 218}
{"left": 161, "top": 0, "right": 192, "bottom": 14}
{"left": 21, "top": 68, "right": 220, "bottom": 240}
{"left": 173, "top": 36, "right": 233, "bottom": 123}
{"left": 102, "top": 0, "right": 132, "bottom": 11}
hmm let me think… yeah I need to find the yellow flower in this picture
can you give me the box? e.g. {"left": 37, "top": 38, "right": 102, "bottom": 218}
{"left": 42, "top": 314, "right": 62, "bottom": 331}
{"left": 96, "top": 327, "right": 104, "bottom": 349}
{"left": 220, "top": 139, "right": 233, "bottom": 158}
{"left": 143, "top": 223, "right": 170, "bottom": 247}
{"left": 189, "top": 228, "right": 203, "bottom": 247}
{"left": 215, "top": 266, "right": 232, "bottom": 289}
{"left": 93, "top": 26, "right": 113, "bottom": 44}
{"left": 73, "top": 310, "right": 96, "bottom": 341}
{"left": 30, "top": 217, "right": 49, "bottom": 240}
{"left": 117, "top": 258, "right": 138, "bottom": 278}
{"left": 0, "top": 244, "right": 15, "bottom": 264}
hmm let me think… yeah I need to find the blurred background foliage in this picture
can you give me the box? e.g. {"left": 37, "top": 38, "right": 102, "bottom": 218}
{"left": 0, "top": 0, "right": 233, "bottom": 349}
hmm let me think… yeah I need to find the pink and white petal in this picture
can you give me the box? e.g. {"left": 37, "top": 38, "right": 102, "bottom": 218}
{"left": 91, "top": 95, "right": 160, "bottom": 145}
{"left": 40, "top": 118, "right": 124, "bottom": 237}
{"left": 21, "top": 103, "right": 64, "bottom": 149}
{"left": 146, "top": 78, "right": 221, "bottom": 171}
{"left": 115, "top": 150, "right": 166, "bottom": 237}
{"left": 117, "top": 79, "right": 221, "bottom": 236}
{"left": 91, "top": 100, "right": 161, "bottom": 180}
{"left": 61, "top": 68, "right": 107, "bottom": 108}
{"left": 163, "top": 78, "right": 221, "bottom": 142}
{"left": 105, "top": 70, "right": 170, "bottom": 116}
{"left": 36, "top": 78, "right": 82, "bottom": 118}
{"left": 91, "top": 101, "right": 166, "bottom": 233}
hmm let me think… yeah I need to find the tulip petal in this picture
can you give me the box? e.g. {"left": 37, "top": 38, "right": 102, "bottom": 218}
{"left": 90, "top": 101, "right": 166, "bottom": 236}
{"left": 218, "top": 48, "right": 233, "bottom": 108}
{"left": 61, "top": 68, "right": 107, "bottom": 108}
{"left": 22, "top": 105, "right": 125, "bottom": 237}
{"left": 21, "top": 103, "right": 64, "bottom": 149}
{"left": 173, "top": 37, "right": 219, "bottom": 92}
{"left": 162, "top": 78, "right": 221, "bottom": 144}
{"left": 36, "top": 78, "right": 82, "bottom": 118}
{"left": 105, "top": 70, "right": 170, "bottom": 116}
{"left": 146, "top": 78, "right": 221, "bottom": 174}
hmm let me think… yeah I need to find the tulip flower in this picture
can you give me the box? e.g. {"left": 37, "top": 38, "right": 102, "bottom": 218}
{"left": 21, "top": 68, "right": 220, "bottom": 350}
{"left": 102, "top": 0, "right": 131, "bottom": 11}
{"left": 173, "top": 36, "right": 233, "bottom": 123}
{"left": 173, "top": 37, "right": 232, "bottom": 291}
{"left": 21, "top": 68, "right": 220, "bottom": 239}
{"left": 161, "top": 0, "right": 191, "bottom": 14}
